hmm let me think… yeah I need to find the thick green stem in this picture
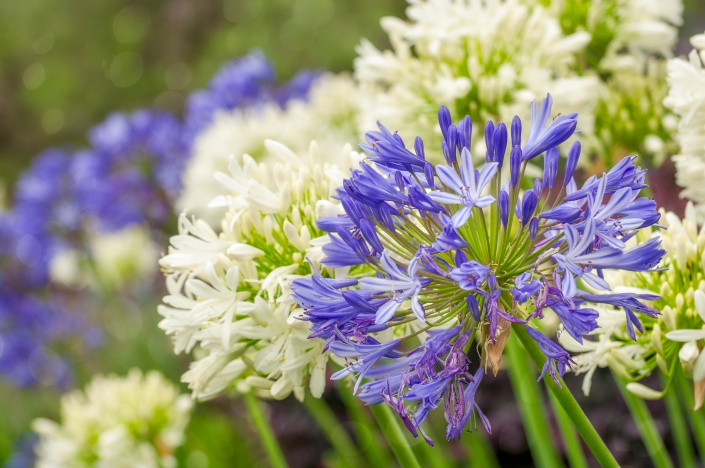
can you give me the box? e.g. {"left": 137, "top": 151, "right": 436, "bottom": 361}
{"left": 336, "top": 385, "right": 392, "bottom": 468}
{"left": 612, "top": 372, "right": 674, "bottom": 468}
{"left": 464, "top": 430, "right": 501, "bottom": 468}
{"left": 660, "top": 373, "right": 696, "bottom": 467}
{"left": 674, "top": 367, "right": 705, "bottom": 456}
{"left": 369, "top": 404, "right": 422, "bottom": 468}
{"left": 303, "top": 396, "right": 363, "bottom": 468}
{"left": 512, "top": 324, "right": 619, "bottom": 467}
{"left": 548, "top": 391, "right": 588, "bottom": 468}
{"left": 506, "top": 333, "right": 562, "bottom": 468}
{"left": 243, "top": 392, "right": 288, "bottom": 468}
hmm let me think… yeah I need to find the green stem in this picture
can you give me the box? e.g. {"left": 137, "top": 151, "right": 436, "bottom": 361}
{"left": 336, "top": 385, "right": 392, "bottom": 468}
{"left": 369, "top": 404, "right": 422, "bottom": 468}
{"left": 548, "top": 391, "right": 588, "bottom": 468}
{"left": 612, "top": 372, "right": 674, "bottom": 468}
{"left": 243, "top": 392, "right": 288, "bottom": 468}
{"left": 674, "top": 367, "right": 705, "bottom": 456}
{"left": 660, "top": 373, "right": 696, "bottom": 468}
{"left": 506, "top": 333, "right": 562, "bottom": 468}
{"left": 512, "top": 324, "right": 619, "bottom": 467}
{"left": 303, "top": 396, "right": 362, "bottom": 468}
{"left": 463, "top": 428, "right": 501, "bottom": 468}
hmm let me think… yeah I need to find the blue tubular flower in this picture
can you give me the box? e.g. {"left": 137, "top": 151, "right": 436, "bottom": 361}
{"left": 525, "top": 327, "right": 575, "bottom": 386}
{"left": 521, "top": 94, "right": 578, "bottom": 160}
{"left": 361, "top": 122, "right": 427, "bottom": 171}
{"left": 580, "top": 292, "right": 660, "bottom": 339}
{"left": 321, "top": 231, "right": 369, "bottom": 268}
{"left": 450, "top": 261, "right": 490, "bottom": 291}
{"left": 359, "top": 251, "right": 431, "bottom": 323}
{"left": 330, "top": 339, "right": 401, "bottom": 391}
{"left": 428, "top": 148, "right": 498, "bottom": 227}
{"left": 294, "top": 94, "right": 663, "bottom": 444}
{"left": 512, "top": 272, "right": 541, "bottom": 304}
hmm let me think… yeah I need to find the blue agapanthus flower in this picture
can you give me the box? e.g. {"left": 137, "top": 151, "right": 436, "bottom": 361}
{"left": 80, "top": 109, "right": 188, "bottom": 231}
{"left": 292, "top": 94, "right": 664, "bottom": 444}
{"left": 182, "top": 50, "right": 321, "bottom": 148}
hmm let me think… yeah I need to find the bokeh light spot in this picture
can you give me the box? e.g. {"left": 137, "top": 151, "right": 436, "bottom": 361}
{"left": 42, "top": 108, "right": 65, "bottom": 134}
{"left": 109, "top": 52, "right": 143, "bottom": 87}
{"left": 23, "top": 63, "right": 45, "bottom": 90}
{"left": 33, "top": 31, "right": 54, "bottom": 55}
{"left": 223, "top": 0, "right": 262, "bottom": 23}
{"left": 279, "top": 18, "right": 317, "bottom": 52}
{"left": 113, "top": 5, "right": 151, "bottom": 44}
{"left": 16, "top": 234, "right": 42, "bottom": 267}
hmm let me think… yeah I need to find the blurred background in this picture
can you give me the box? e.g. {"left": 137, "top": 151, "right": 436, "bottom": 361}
{"left": 1, "top": 0, "right": 705, "bottom": 466}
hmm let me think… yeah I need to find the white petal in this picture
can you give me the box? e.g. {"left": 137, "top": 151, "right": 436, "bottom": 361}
{"left": 666, "top": 329, "right": 705, "bottom": 341}
{"left": 626, "top": 382, "right": 663, "bottom": 399}
{"left": 694, "top": 349, "right": 705, "bottom": 382}
{"left": 694, "top": 290, "right": 705, "bottom": 322}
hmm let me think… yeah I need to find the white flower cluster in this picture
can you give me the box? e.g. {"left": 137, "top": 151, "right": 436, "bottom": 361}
{"left": 160, "top": 140, "right": 360, "bottom": 401}
{"left": 355, "top": 0, "right": 683, "bottom": 166}
{"left": 355, "top": 0, "right": 597, "bottom": 155}
{"left": 562, "top": 203, "right": 705, "bottom": 407}
{"left": 665, "top": 33, "right": 705, "bottom": 222}
{"left": 177, "top": 73, "right": 360, "bottom": 224}
{"left": 32, "top": 369, "right": 192, "bottom": 468}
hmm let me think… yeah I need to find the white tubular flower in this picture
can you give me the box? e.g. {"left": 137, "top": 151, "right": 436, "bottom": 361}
{"left": 568, "top": 203, "right": 705, "bottom": 408}
{"left": 665, "top": 33, "right": 705, "bottom": 222}
{"left": 354, "top": 0, "right": 598, "bottom": 156}
{"left": 177, "top": 74, "right": 360, "bottom": 224}
{"left": 32, "top": 369, "right": 193, "bottom": 468}
{"left": 159, "top": 141, "right": 360, "bottom": 402}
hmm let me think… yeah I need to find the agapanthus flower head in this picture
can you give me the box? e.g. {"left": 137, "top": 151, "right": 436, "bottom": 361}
{"left": 293, "top": 94, "right": 663, "bottom": 444}
{"left": 81, "top": 109, "right": 189, "bottom": 231}
{"left": 159, "top": 140, "right": 363, "bottom": 401}
{"left": 32, "top": 369, "right": 193, "bottom": 468}
{"left": 563, "top": 203, "right": 705, "bottom": 408}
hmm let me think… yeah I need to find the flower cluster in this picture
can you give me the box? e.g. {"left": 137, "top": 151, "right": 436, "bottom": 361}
{"left": 32, "top": 369, "right": 193, "bottom": 468}
{"left": 159, "top": 140, "right": 362, "bottom": 401}
{"left": 293, "top": 95, "right": 664, "bottom": 443}
{"left": 354, "top": 0, "right": 681, "bottom": 167}
{"left": 563, "top": 203, "right": 705, "bottom": 408}
{"left": 664, "top": 32, "right": 705, "bottom": 222}
{"left": 355, "top": 0, "right": 597, "bottom": 154}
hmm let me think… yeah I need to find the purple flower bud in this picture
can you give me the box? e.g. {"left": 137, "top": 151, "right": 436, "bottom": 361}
{"left": 485, "top": 121, "right": 495, "bottom": 163}
{"left": 521, "top": 190, "right": 538, "bottom": 225}
{"left": 455, "top": 249, "right": 468, "bottom": 266}
{"left": 499, "top": 189, "right": 509, "bottom": 227}
{"left": 511, "top": 115, "right": 522, "bottom": 148}
{"left": 544, "top": 147, "right": 559, "bottom": 189}
{"left": 424, "top": 162, "right": 434, "bottom": 188}
{"left": 377, "top": 203, "right": 395, "bottom": 232}
{"left": 439, "top": 106, "right": 452, "bottom": 141}
{"left": 360, "top": 218, "right": 384, "bottom": 253}
{"left": 534, "top": 178, "right": 543, "bottom": 194}
{"left": 340, "top": 194, "right": 362, "bottom": 226}
{"left": 394, "top": 171, "right": 406, "bottom": 191}
{"left": 564, "top": 141, "right": 581, "bottom": 185}
{"left": 529, "top": 216, "right": 539, "bottom": 240}
{"left": 493, "top": 123, "right": 507, "bottom": 168}
{"left": 467, "top": 294, "right": 481, "bottom": 322}
{"left": 415, "top": 136, "right": 425, "bottom": 161}
{"left": 458, "top": 115, "right": 472, "bottom": 152}
{"left": 510, "top": 145, "right": 522, "bottom": 186}
{"left": 443, "top": 125, "right": 458, "bottom": 164}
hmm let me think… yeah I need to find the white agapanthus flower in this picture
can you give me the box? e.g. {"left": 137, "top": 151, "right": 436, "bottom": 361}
{"left": 563, "top": 204, "right": 705, "bottom": 408}
{"left": 354, "top": 0, "right": 598, "bottom": 157}
{"left": 32, "top": 369, "right": 192, "bottom": 468}
{"left": 49, "top": 225, "right": 160, "bottom": 289}
{"left": 177, "top": 73, "right": 360, "bottom": 224}
{"left": 160, "top": 140, "right": 362, "bottom": 402}
{"left": 664, "top": 32, "right": 705, "bottom": 222}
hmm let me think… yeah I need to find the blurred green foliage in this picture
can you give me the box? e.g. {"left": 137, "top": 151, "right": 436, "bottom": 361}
{"left": 0, "top": 0, "right": 405, "bottom": 188}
